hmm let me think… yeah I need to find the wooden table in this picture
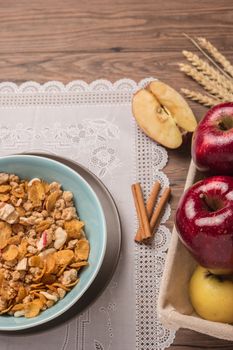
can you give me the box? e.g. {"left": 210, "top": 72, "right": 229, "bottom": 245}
{"left": 0, "top": 1, "right": 232, "bottom": 348}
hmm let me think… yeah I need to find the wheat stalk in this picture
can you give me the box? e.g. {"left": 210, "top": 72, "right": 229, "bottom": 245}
{"left": 179, "top": 63, "right": 233, "bottom": 101}
{"left": 181, "top": 88, "right": 221, "bottom": 107}
{"left": 197, "top": 37, "right": 233, "bottom": 78}
{"left": 180, "top": 35, "right": 233, "bottom": 107}
{"left": 182, "top": 50, "right": 233, "bottom": 92}
{"left": 183, "top": 33, "right": 232, "bottom": 80}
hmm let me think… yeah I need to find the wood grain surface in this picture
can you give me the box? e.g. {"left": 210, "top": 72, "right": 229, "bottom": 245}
{"left": 0, "top": 0, "right": 233, "bottom": 348}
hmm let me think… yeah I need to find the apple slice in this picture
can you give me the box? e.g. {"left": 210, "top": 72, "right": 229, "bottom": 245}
{"left": 148, "top": 81, "right": 197, "bottom": 132}
{"left": 132, "top": 81, "right": 197, "bottom": 149}
{"left": 132, "top": 89, "right": 182, "bottom": 149}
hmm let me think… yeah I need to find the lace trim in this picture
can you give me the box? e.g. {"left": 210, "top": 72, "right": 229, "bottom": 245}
{"left": 0, "top": 79, "right": 156, "bottom": 107}
{"left": 0, "top": 79, "right": 155, "bottom": 93}
{"left": 133, "top": 120, "right": 176, "bottom": 349}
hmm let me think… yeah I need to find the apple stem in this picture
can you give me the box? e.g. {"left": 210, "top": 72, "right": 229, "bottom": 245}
{"left": 200, "top": 194, "right": 224, "bottom": 212}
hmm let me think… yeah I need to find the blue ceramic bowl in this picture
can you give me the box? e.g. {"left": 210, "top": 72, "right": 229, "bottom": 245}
{"left": 0, "top": 155, "right": 107, "bottom": 330}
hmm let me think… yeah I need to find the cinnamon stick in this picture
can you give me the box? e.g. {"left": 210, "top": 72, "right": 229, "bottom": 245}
{"left": 131, "top": 183, "right": 152, "bottom": 239}
{"left": 150, "top": 187, "right": 171, "bottom": 232}
{"left": 134, "top": 181, "right": 161, "bottom": 242}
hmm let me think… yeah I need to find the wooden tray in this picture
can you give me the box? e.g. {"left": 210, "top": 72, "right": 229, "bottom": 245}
{"left": 157, "top": 160, "right": 233, "bottom": 341}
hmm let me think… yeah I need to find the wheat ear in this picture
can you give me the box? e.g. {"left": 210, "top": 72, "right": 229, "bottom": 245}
{"left": 197, "top": 37, "right": 233, "bottom": 78}
{"left": 181, "top": 88, "right": 222, "bottom": 107}
{"left": 182, "top": 50, "right": 233, "bottom": 92}
{"left": 179, "top": 63, "right": 233, "bottom": 101}
{"left": 183, "top": 33, "right": 232, "bottom": 81}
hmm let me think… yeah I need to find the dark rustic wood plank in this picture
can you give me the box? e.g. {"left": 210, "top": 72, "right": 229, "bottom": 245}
{"left": 0, "top": 0, "right": 232, "bottom": 53}
{"left": 0, "top": 50, "right": 231, "bottom": 99}
{"left": 172, "top": 329, "right": 233, "bottom": 349}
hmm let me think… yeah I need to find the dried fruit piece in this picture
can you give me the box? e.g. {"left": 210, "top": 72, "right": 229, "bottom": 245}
{"left": 45, "top": 191, "right": 61, "bottom": 213}
{"left": 54, "top": 250, "right": 74, "bottom": 265}
{"left": 2, "top": 245, "right": 18, "bottom": 261}
{"left": 36, "top": 231, "right": 49, "bottom": 251}
{"left": 0, "top": 185, "right": 11, "bottom": 193}
{"left": 0, "top": 221, "right": 12, "bottom": 249}
{"left": 64, "top": 219, "right": 84, "bottom": 239}
{"left": 75, "top": 239, "right": 90, "bottom": 261}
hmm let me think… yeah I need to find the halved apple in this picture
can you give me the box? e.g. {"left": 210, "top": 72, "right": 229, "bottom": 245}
{"left": 133, "top": 89, "right": 183, "bottom": 148}
{"left": 132, "top": 81, "right": 197, "bottom": 149}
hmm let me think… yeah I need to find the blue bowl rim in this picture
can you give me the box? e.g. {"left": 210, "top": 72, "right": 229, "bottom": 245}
{"left": 0, "top": 154, "right": 107, "bottom": 330}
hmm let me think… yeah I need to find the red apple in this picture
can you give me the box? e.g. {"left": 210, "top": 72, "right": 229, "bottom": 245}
{"left": 192, "top": 102, "right": 233, "bottom": 175}
{"left": 175, "top": 176, "right": 233, "bottom": 272}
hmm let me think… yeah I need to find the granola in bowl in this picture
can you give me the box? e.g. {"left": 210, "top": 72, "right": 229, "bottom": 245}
{"left": 0, "top": 173, "right": 90, "bottom": 318}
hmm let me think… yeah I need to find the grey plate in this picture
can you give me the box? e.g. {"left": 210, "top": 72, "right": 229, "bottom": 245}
{"left": 8, "top": 152, "right": 121, "bottom": 333}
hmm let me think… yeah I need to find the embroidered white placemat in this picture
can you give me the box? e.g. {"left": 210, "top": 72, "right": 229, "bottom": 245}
{"left": 0, "top": 79, "right": 175, "bottom": 350}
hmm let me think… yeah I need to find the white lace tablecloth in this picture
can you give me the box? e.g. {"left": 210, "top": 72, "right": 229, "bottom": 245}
{"left": 0, "top": 79, "right": 175, "bottom": 350}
